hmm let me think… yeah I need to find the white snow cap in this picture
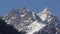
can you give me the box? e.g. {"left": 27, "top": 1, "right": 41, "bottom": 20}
{"left": 41, "top": 7, "right": 52, "bottom": 14}
{"left": 38, "top": 7, "right": 52, "bottom": 21}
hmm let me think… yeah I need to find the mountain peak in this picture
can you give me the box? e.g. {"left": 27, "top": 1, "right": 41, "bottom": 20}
{"left": 38, "top": 7, "right": 53, "bottom": 21}
{"left": 42, "top": 7, "right": 52, "bottom": 14}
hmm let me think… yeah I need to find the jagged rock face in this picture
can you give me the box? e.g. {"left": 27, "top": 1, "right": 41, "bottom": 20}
{"left": 2, "top": 7, "right": 60, "bottom": 34}
{"left": 3, "top": 7, "right": 44, "bottom": 33}
{"left": 4, "top": 8, "right": 34, "bottom": 31}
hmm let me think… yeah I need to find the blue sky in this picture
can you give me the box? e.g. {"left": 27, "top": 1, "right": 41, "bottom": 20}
{"left": 0, "top": 0, "right": 60, "bottom": 16}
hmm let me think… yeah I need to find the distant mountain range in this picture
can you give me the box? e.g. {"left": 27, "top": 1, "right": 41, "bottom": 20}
{"left": 0, "top": 7, "right": 60, "bottom": 34}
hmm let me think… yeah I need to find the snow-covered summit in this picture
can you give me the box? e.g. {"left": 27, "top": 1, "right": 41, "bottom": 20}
{"left": 41, "top": 7, "right": 52, "bottom": 14}
{"left": 38, "top": 7, "right": 54, "bottom": 22}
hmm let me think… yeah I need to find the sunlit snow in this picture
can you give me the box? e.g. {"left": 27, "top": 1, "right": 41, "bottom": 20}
{"left": 26, "top": 21, "right": 46, "bottom": 34}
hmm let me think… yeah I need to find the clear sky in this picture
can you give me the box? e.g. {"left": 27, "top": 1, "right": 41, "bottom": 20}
{"left": 0, "top": 0, "right": 60, "bottom": 16}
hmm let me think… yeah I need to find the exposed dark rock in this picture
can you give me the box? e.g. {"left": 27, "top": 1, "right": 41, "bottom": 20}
{"left": 0, "top": 19, "right": 26, "bottom": 34}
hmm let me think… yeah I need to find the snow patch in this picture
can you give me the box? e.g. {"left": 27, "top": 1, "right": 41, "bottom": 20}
{"left": 40, "top": 14, "right": 47, "bottom": 21}
{"left": 20, "top": 14, "right": 25, "bottom": 17}
{"left": 26, "top": 21, "right": 46, "bottom": 34}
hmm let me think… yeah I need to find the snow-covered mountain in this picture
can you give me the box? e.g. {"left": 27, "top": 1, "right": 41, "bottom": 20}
{"left": 2, "top": 7, "right": 60, "bottom": 34}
